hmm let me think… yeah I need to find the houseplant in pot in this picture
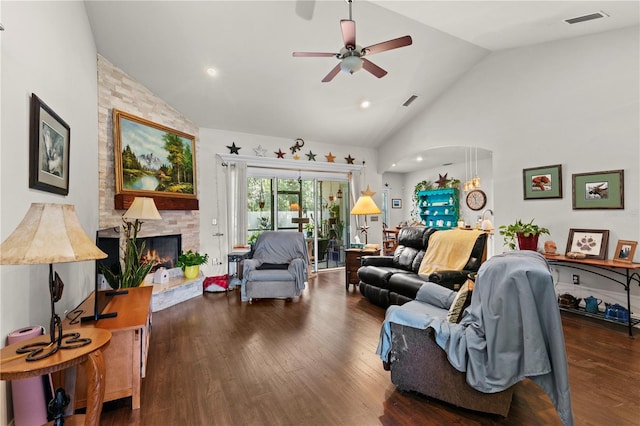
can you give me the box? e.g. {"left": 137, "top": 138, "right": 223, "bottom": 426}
{"left": 176, "top": 249, "right": 209, "bottom": 279}
{"left": 499, "top": 219, "right": 550, "bottom": 251}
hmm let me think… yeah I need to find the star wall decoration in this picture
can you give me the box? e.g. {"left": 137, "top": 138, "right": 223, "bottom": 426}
{"left": 275, "top": 149, "right": 286, "bottom": 158}
{"left": 227, "top": 142, "right": 241, "bottom": 155}
{"left": 345, "top": 155, "right": 355, "bottom": 164}
{"left": 253, "top": 145, "right": 267, "bottom": 157}
{"left": 361, "top": 184, "right": 376, "bottom": 197}
{"left": 293, "top": 154, "right": 300, "bottom": 160}
{"left": 306, "top": 151, "right": 317, "bottom": 161}
{"left": 436, "top": 173, "right": 448, "bottom": 188}
{"left": 325, "top": 152, "right": 336, "bottom": 163}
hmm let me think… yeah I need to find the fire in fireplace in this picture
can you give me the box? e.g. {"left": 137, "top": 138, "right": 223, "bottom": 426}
{"left": 96, "top": 229, "right": 182, "bottom": 274}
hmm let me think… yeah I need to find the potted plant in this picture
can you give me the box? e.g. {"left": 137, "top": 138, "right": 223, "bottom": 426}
{"left": 176, "top": 249, "right": 209, "bottom": 279}
{"left": 304, "top": 222, "right": 314, "bottom": 237}
{"left": 100, "top": 237, "right": 153, "bottom": 289}
{"left": 499, "top": 219, "right": 550, "bottom": 251}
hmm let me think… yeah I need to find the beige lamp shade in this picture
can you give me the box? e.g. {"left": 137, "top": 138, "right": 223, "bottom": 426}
{"left": 123, "top": 197, "right": 162, "bottom": 221}
{"left": 0, "top": 203, "right": 107, "bottom": 265}
{"left": 350, "top": 185, "right": 381, "bottom": 215}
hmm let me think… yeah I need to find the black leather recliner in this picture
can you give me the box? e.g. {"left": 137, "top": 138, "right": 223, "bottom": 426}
{"left": 358, "top": 227, "right": 487, "bottom": 308}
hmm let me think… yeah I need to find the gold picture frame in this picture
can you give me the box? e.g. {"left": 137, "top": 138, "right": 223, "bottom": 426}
{"left": 113, "top": 110, "right": 197, "bottom": 208}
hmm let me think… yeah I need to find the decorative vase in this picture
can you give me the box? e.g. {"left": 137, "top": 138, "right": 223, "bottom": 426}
{"left": 516, "top": 233, "right": 539, "bottom": 251}
{"left": 184, "top": 265, "right": 199, "bottom": 279}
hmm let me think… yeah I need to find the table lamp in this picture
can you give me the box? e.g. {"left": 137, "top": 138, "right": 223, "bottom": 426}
{"left": 0, "top": 203, "right": 107, "bottom": 361}
{"left": 122, "top": 196, "right": 162, "bottom": 241}
{"left": 350, "top": 185, "right": 381, "bottom": 244}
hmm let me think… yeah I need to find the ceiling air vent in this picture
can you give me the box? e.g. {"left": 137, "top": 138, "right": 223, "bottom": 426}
{"left": 564, "top": 11, "right": 609, "bottom": 25}
{"left": 402, "top": 95, "right": 418, "bottom": 107}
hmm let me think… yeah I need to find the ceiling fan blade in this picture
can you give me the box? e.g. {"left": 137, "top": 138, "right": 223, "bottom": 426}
{"left": 321, "top": 64, "right": 342, "bottom": 83}
{"left": 341, "top": 19, "right": 356, "bottom": 49}
{"left": 293, "top": 52, "right": 337, "bottom": 58}
{"left": 362, "top": 58, "right": 387, "bottom": 79}
{"left": 361, "top": 35, "right": 412, "bottom": 56}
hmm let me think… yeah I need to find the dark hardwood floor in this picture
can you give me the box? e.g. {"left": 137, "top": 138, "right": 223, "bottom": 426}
{"left": 100, "top": 269, "right": 640, "bottom": 425}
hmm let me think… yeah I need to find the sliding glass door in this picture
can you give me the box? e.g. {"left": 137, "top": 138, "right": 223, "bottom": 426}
{"left": 247, "top": 176, "right": 349, "bottom": 271}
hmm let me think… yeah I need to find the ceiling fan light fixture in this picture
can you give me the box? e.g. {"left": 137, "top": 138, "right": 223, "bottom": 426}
{"left": 340, "top": 55, "right": 363, "bottom": 74}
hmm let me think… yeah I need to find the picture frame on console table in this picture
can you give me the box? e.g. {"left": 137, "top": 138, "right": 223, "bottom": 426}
{"left": 572, "top": 169, "right": 624, "bottom": 210}
{"left": 113, "top": 109, "right": 198, "bottom": 210}
{"left": 565, "top": 228, "right": 610, "bottom": 260}
{"left": 613, "top": 240, "right": 637, "bottom": 263}
{"left": 29, "top": 94, "right": 70, "bottom": 195}
{"left": 522, "top": 164, "right": 562, "bottom": 200}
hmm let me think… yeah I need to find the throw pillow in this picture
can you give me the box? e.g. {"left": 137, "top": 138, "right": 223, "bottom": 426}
{"left": 415, "top": 282, "right": 456, "bottom": 309}
{"left": 446, "top": 279, "right": 473, "bottom": 323}
{"left": 256, "top": 263, "right": 290, "bottom": 270}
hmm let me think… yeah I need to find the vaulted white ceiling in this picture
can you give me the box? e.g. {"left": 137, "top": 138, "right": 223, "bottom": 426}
{"left": 84, "top": 0, "right": 639, "bottom": 154}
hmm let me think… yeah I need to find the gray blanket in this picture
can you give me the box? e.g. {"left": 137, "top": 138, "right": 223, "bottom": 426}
{"left": 241, "top": 231, "right": 309, "bottom": 301}
{"left": 377, "top": 251, "right": 574, "bottom": 425}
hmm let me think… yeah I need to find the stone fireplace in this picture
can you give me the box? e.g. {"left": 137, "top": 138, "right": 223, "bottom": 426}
{"left": 96, "top": 229, "right": 182, "bottom": 274}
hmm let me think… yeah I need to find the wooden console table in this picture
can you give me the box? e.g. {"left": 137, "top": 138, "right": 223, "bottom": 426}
{"left": 1, "top": 328, "right": 111, "bottom": 426}
{"left": 544, "top": 254, "right": 640, "bottom": 336}
{"left": 61, "top": 286, "right": 153, "bottom": 409}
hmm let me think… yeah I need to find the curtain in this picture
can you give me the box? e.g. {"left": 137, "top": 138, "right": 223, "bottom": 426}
{"left": 349, "top": 170, "right": 361, "bottom": 241}
{"left": 226, "top": 161, "right": 247, "bottom": 249}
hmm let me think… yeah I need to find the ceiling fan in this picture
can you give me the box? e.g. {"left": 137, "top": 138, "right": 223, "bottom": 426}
{"left": 292, "top": 0, "right": 412, "bottom": 82}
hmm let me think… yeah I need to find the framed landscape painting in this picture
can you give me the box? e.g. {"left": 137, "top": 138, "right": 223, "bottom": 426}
{"left": 522, "top": 164, "right": 562, "bottom": 200}
{"left": 113, "top": 110, "right": 197, "bottom": 201}
{"left": 29, "top": 94, "right": 70, "bottom": 195}
{"left": 572, "top": 169, "right": 624, "bottom": 210}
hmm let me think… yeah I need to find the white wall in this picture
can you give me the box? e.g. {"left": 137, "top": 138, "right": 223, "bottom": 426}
{"left": 378, "top": 27, "right": 640, "bottom": 308}
{"left": 0, "top": 2, "right": 99, "bottom": 423}
{"left": 198, "top": 127, "right": 380, "bottom": 277}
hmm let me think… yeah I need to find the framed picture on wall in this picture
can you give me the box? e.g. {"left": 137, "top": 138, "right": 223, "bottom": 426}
{"left": 113, "top": 109, "right": 197, "bottom": 202}
{"left": 522, "top": 164, "right": 562, "bottom": 200}
{"left": 572, "top": 169, "right": 624, "bottom": 210}
{"left": 29, "top": 94, "right": 70, "bottom": 195}
{"left": 565, "top": 228, "right": 610, "bottom": 260}
{"left": 392, "top": 199, "right": 402, "bottom": 209}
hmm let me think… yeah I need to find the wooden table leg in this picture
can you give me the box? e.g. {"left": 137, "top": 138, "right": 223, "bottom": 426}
{"left": 83, "top": 350, "right": 106, "bottom": 426}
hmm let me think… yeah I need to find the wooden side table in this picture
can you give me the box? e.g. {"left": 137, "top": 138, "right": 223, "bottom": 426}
{"left": 62, "top": 286, "right": 153, "bottom": 410}
{"left": 345, "top": 247, "right": 381, "bottom": 290}
{"left": 1, "top": 328, "right": 111, "bottom": 426}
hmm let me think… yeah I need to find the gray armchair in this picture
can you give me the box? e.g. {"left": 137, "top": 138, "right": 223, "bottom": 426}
{"left": 241, "top": 231, "right": 309, "bottom": 302}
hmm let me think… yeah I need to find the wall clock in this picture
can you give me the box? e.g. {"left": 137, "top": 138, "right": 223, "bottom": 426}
{"left": 466, "top": 189, "right": 487, "bottom": 211}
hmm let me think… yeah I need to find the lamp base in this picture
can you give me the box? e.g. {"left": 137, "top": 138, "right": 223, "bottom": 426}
{"left": 16, "top": 265, "right": 92, "bottom": 361}
{"left": 16, "top": 332, "right": 91, "bottom": 362}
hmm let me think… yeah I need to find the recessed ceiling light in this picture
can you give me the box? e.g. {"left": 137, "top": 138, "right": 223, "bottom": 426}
{"left": 416, "top": 156, "right": 423, "bottom": 162}
{"left": 391, "top": 163, "right": 396, "bottom": 167}
{"left": 206, "top": 67, "right": 218, "bottom": 77}
{"left": 360, "top": 100, "right": 370, "bottom": 109}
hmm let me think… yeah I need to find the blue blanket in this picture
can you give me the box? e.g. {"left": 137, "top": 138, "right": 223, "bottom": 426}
{"left": 377, "top": 251, "right": 574, "bottom": 425}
